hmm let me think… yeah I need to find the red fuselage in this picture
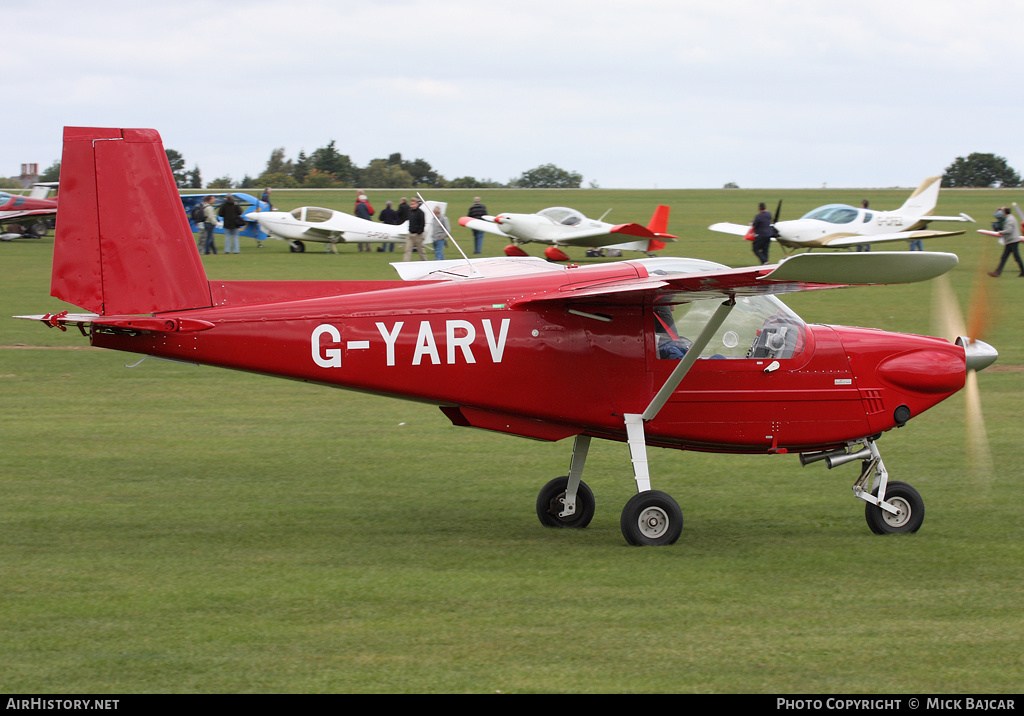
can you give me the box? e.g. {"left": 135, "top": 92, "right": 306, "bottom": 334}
{"left": 89, "top": 264, "right": 966, "bottom": 455}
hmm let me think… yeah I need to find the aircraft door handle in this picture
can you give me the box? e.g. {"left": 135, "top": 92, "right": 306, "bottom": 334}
{"left": 764, "top": 360, "right": 780, "bottom": 373}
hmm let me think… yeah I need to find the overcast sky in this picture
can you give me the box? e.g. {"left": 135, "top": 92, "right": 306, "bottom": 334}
{"left": 5, "top": 0, "right": 1022, "bottom": 189}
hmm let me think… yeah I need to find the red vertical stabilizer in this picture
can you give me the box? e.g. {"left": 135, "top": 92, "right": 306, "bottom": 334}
{"left": 647, "top": 205, "right": 670, "bottom": 235}
{"left": 51, "top": 127, "right": 211, "bottom": 316}
{"left": 646, "top": 205, "right": 671, "bottom": 251}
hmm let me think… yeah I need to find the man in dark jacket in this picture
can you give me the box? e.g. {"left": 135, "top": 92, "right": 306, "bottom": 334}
{"left": 467, "top": 197, "right": 487, "bottom": 254}
{"left": 378, "top": 200, "right": 400, "bottom": 253}
{"left": 751, "top": 202, "right": 773, "bottom": 265}
{"left": 403, "top": 198, "right": 428, "bottom": 261}
{"left": 217, "top": 195, "right": 246, "bottom": 254}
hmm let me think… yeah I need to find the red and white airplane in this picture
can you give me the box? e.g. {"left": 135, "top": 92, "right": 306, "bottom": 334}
{"left": 459, "top": 205, "right": 675, "bottom": 261}
{"left": 0, "top": 183, "right": 58, "bottom": 240}
{"left": 17, "top": 127, "right": 998, "bottom": 545}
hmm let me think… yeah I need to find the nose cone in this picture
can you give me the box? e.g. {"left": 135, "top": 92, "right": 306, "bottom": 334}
{"left": 957, "top": 336, "right": 999, "bottom": 372}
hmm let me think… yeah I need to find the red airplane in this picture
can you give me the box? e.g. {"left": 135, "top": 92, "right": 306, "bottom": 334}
{"left": 17, "top": 127, "right": 999, "bottom": 546}
{"left": 0, "top": 186, "right": 58, "bottom": 240}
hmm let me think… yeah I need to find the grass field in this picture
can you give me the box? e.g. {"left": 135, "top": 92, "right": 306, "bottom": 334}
{"left": 2, "top": 187, "right": 1022, "bottom": 693}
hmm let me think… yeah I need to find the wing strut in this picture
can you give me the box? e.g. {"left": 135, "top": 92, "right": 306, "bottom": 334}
{"left": 623, "top": 297, "right": 736, "bottom": 496}
{"left": 641, "top": 297, "right": 736, "bottom": 421}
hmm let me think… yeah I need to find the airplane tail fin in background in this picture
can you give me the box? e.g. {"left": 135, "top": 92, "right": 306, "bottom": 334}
{"left": 647, "top": 205, "right": 670, "bottom": 235}
{"left": 645, "top": 205, "right": 672, "bottom": 251}
{"left": 51, "top": 127, "right": 211, "bottom": 316}
{"left": 898, "top": 176, "right": 942, "bottom": 217}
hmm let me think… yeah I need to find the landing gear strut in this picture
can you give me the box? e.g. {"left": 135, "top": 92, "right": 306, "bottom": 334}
{"left": 801, "top": 438, "right": 925, "bottom": 534}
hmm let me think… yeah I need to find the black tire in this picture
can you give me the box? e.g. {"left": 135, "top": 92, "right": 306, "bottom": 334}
{"left": 864, "top": 481, "right": 924, "bottom": 534}
{"left": 536, "top": 476, "right": 595, "bottom": 529}
{"left": 620, "top": 491, "right": 683, "bottom": 546}
{"left": 30, "top": 221, "right": 48, "bottom": 237}
{"left": 290, "top": 240, "right": 305, "bottom": 253}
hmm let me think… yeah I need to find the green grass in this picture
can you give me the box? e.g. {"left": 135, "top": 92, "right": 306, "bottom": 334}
{"left": 2, "top": 188, "right": 1022, "bottom": 693}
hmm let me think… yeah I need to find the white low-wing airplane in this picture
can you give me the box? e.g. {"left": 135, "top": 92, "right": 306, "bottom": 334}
{"left": 708, "top": 177, "right": 974, "bottom": 251}
{"left": 252, "top": 202, "right": 446, "bottom": 253}
{"left": 459, "top": 205, "right": 676, "bottom": 261}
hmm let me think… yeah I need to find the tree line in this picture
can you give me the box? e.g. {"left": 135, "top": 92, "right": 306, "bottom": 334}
{"left": 19, "top": 148, "right": 1020, "bottom": 191}
{"left": 180, "top": 143, "right": 585, "bottom": 191}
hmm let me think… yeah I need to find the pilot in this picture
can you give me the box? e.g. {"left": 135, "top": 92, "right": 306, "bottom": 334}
{"left": 403, "top": 198, "right": 428, "bottom": 261}
{"left": 654, "top": 305, "right": 693, "bottom": 359}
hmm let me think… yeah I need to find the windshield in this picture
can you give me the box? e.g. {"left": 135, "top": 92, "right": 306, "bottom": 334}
{"left": 654, "top": 295, "right": 806, "bottom": 360}
{"left": 800, "top": 204, "right": 859, "bottom": 224}
{"left": 538, "top": 207, "right": 584, "bottom": 226}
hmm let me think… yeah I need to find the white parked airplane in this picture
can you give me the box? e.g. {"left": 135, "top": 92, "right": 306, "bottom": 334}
{"left": 252, "top": 202, "right": 446, "bottom": 253}
{"left": 459, "top": 205, "right": 675, "bottom": 261}
{"left": 708, "top": 177, "right": 974, "bottom": 251}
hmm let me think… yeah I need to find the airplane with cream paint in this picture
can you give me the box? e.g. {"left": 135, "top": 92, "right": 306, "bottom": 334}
{"left": 708, "top": 177, "right": 974, "bottom": 251}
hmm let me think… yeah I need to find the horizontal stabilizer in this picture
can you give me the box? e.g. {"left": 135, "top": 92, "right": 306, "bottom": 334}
{"left": 708, "top": 222, "right": 750, "bottom": 237}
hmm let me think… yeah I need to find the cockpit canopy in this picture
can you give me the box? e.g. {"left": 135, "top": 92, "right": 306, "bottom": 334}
{"left": 800, "top": 204, "right": 860, "bottom": 224}
{"left": 538, "top": 207, "right": 584, "bottom": 226}
{"left": 640, "top": 258, "right": 807, "bottom": 361}
{"left": 290, "top": 207, "right": 334, "bottom": 223}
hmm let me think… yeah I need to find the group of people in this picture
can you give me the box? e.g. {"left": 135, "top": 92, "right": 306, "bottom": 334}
{"left": 345, "top": 193, "right": 487, "bottom": 262}
{"left": 197, "top": 193, "right": 249, "bottom": 255}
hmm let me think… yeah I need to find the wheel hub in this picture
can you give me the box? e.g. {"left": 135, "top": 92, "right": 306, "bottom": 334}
{"left": 637, "top": 507, "right": 670, "bottom": 539}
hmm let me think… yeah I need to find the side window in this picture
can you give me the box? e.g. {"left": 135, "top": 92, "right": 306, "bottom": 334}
{"left": 654, "top": 296, "right": 805, "bottom": 361}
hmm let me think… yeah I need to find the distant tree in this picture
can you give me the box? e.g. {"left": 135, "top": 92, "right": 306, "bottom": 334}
{"left": 255, "top": 171, "right": 299, "bottom": 188}
{"left": 186, "top": 165, "right": 202, "bottom": 189}
{"left": 512, "top": 163, "right": 583, "bottom": 189}
{"left": 362, "top": 158, "right": 414, "bottom": 188}
{"left": 723, "top": 181, "right": 739, "bottom": 189}
{"left": 309, "top": 141, "right": 357, "bottom": 186}
{"left": 400, "top": 156, "right": 445, "bottom": 187}
{"left": 165, "top": 149, "right": 188, "bottom": 187}
{"left": 448, "top": 176, "right": 504, "bottom": 189}
{"left": 39, "top": 160, "right": 60, "bottom": 182}
{"left": 264, "top": 147, "right": 293, "bottom": 177}
{"left": 302, "top": 168, "right": 338, "bottom": 188}
{"left": 239, "top": 174, "right": 255, "bottom": 188}
{"left": 942, "top": 153, "right": 1021, "bottom": 188}
{"left": 292, "top": 150, "right": 310, "bottom": 185}
{"left": 207, "top": 176, "right": 234, "bottom": 189}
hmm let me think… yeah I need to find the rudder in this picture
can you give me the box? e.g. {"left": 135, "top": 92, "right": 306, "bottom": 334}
{"left": 51, "top": 127, "right": 211, "bottom": 316}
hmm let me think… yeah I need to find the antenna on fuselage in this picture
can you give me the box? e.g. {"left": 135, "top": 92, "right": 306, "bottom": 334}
{"left": 417, "top": 191, "right": 480, "bottom": 276}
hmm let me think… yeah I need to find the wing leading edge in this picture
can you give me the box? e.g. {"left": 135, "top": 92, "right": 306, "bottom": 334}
{"left": 510, "top": 251, "right": 958, "bottom": 308}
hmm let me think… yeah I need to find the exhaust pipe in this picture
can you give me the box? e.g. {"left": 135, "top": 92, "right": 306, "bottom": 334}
{"left": 799, "top": 448, "right": 846, "bottom": 467}
{"left": 825, "top": 448, "right": 873, "bottom": 469}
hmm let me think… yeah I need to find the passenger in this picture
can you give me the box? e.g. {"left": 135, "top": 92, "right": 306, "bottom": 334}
{"left": 355, "top": 192, "right": 374, "bottom": 252}
{"left": 431, "top": 205, "right": 450, "bottom": 261}
{"left": 857, "top": 200, "right": 873, "bottom": 252}
{"left": 201, "top": 195, "right": 218, "bottom": 255}
{"left": 378, "top": 200, "right": 400, "bottom": 252}
{"left": 217, "top": 194, "right": 244, "bottom": 254}
{"left": 403, "top": 198, "right": 428, "bottom": 261}
{"left": 988, "top": 206, "right": 1024, "bottom": 277}
{"left": 467, "top": 196, "right": 488, "bottom": 254}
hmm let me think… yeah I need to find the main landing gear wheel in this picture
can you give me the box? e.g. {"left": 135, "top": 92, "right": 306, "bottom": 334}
{"left": 865, "top": 481, "right": 924, "bottom": 534}
{"left": 536, "top": 476, "right": 595, "bottom": 529}
{"left": 620, "top": 491, "right": 683, "bottom": 546}
{"left": 289, "top": 240, "right": 305, "bottom": 253}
